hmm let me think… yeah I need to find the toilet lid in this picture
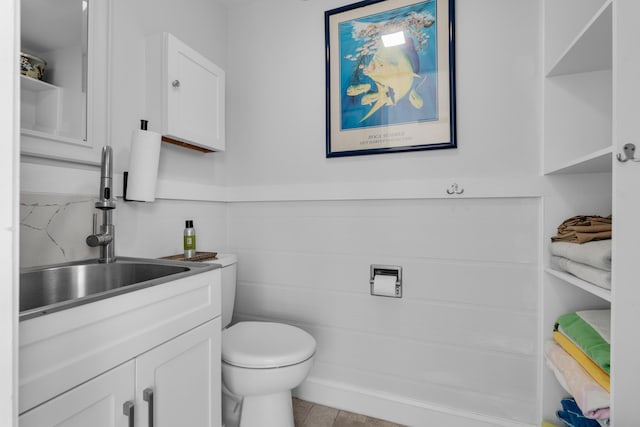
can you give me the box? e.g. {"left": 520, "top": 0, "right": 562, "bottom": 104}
{"left": 222, "top": 322, "right": 316, "bottom": 368}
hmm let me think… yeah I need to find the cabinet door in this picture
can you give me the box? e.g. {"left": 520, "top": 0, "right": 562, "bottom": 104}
{"left": 611, "top": 0, "right": 640, "bottom": 424}
{"left": 19, "top": 361, "right": 134, "bottom": 427}
{"left": 136, "top": 318, "right": 221, "bottom": 427}
{"left": 165, "top": 34, "right": 225, "bottom": 151}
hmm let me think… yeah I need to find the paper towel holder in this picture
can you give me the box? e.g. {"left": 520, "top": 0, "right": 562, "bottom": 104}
{"left": 122, "top": 171, "right": 134, "bottom": 202}
{"left": 122, "top": 170, "right": 154, "bottom": 202}
{"left": 370, "top": 264, "right": 402, "bottom": 298}
{"left": 122, "top": 119, "right": 160, "bottom": 202}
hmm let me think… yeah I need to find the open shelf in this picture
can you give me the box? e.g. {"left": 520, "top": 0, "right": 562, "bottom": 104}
{"left": 544, "top": 146, "right": 613, "bottom": 175}
{"left": 20, "top": 75, "right": 59, "bottom": 92}
{"left": 546, "top": 0, "right": 612, "bottom": 77}
{"left": 20, "top": 128, "right": 86, "bottom": 146}
{"left": 545, "top": 267, "right": 612, "bottom": 302}
{"left": 20, "top": 74, "right": 61, "bottom": 136}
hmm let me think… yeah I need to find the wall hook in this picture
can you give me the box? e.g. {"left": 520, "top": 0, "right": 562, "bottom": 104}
{"left": 446, "top": 183, "right": 464, "bottom": 195}
{"left": 616, "top": 143, "right": 640, "bottom": 163}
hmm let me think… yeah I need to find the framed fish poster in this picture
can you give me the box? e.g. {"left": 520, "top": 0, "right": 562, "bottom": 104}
{"left": 325, "top": 0, "right": 456, "bottom": 157}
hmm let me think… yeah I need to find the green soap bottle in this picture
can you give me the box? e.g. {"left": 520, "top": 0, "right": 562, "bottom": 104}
{"left": 184, "top": 220, "right": 196, "bottom": 258}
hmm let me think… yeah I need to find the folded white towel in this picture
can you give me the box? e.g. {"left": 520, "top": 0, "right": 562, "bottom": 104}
{"left": 550, "top": 240, "right": 611, "bottom": 271}
{"left": 551, "top": 256, "right": 611, "bottom": 290}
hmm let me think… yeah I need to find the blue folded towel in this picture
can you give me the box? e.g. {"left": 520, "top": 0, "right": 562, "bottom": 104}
{"left": 556, "top": 398, "right": 601, "bottom": 427}
{"left": 561, "top": 398, "right": 583, "bottom": 414}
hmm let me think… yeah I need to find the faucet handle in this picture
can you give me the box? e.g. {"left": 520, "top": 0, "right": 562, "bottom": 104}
{"left": 92, "top": 212, "right": 98, "bottom": 235}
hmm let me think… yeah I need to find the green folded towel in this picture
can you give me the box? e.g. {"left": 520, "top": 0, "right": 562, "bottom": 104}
{"left": 556, "top": 310, "right": 610, "bottom": 374}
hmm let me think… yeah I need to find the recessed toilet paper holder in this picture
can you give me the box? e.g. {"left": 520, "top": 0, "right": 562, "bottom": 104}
{"left": 370, "top": 265, "right": 402, "bottom": 298}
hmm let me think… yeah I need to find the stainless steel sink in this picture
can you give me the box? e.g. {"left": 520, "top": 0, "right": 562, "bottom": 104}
{"left": 20, "top": 257, "right": 217, "bottom": 320}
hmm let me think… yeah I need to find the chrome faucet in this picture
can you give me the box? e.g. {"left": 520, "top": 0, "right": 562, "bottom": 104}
{"left": 86, "top": 146, "right": 116, "bottom": 263}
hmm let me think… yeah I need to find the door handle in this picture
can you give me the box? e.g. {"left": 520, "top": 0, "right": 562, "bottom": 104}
{"left": 123, "top": 400, "right": 135, "bottom": 427}
{"left": 143, "top": 388, "right": 154, "bottom": 427}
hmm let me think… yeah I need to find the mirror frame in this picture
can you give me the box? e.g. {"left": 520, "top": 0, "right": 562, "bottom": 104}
{"left": 20, "top": 0, "right": 111, "bottom": 166}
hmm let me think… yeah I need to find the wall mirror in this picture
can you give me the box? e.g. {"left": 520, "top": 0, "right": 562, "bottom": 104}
{"left": 20, "top": 0, "right": 110, "bottom": 165}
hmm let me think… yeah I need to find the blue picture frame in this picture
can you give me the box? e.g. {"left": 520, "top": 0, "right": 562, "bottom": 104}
{"left": 325, "top": 0, "right": 456, "bottom": 157}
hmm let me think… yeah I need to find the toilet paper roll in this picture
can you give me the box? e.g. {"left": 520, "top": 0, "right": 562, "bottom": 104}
{"left": 372, "top": 274, "right": 397, "bottom": 297}
{"left": 127, "top": 128, "right": 161, "bottom": 202}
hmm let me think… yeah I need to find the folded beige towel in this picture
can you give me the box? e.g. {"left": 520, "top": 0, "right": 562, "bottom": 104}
{"left": 551, "top": 215, "right": 612, "bottom": 244}
{"left": 551, "top": 230, "right": 612, "bottom": 244}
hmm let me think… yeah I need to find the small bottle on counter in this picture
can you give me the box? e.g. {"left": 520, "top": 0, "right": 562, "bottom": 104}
{"left": 184, "top": 220, "right": 196, "bottom": 258}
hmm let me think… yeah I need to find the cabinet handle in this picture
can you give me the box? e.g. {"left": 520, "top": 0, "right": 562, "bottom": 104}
{"left": 123, "top": 400, "right": 135, "bottom": 427}
{"left": 172, "top": 79, "right": 180, "bottom": 88}
{"left": 143, "top": 387, "right": 154, "bottom": 427}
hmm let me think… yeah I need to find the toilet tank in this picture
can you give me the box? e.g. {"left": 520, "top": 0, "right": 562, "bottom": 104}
{"left": 205, "top": 253, "right": 237, "bottom": 328}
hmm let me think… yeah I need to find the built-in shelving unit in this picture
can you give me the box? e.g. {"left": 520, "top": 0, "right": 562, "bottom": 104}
{"left": 541, "top": 0, "right": 614, "bottom": 424}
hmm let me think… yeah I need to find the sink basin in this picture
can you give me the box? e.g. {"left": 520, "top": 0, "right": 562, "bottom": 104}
{"left": 20, "top": 257, "right": 216, "bottom": 320}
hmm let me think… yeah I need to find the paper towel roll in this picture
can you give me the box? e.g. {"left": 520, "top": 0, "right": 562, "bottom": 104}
{"left": 127, "top": 128, "right": 161, "bottom": 202}
{"left": 372, "top": 274, "right": 397, "bottom": 297}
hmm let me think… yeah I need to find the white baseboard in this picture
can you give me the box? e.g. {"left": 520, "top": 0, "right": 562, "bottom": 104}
{"left": 293, "top": 376, "right": 535, "bottom": 427}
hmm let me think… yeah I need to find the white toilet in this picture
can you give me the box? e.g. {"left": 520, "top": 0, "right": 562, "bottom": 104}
{"left": 211, "top": 254, "right": 316, "bottom": 427}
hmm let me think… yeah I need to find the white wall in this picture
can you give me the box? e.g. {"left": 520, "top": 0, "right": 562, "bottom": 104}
{"left": 116, "top": 198, "right": 227, "bottom": 259}
{"left": 229, "top": 198, "right": 540, "bottom": 426}
{"left": 225, "top": 0, "right": 541, "bottom": 189}
{"left": 223, "top": 0, "right": 542, "bottom": 425}
{"left": 109, "top": 0, "right": 229, "bottom": 186}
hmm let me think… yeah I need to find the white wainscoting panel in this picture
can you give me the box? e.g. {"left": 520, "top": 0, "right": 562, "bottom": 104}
{"left": 228, "top": 198, "right": 540, "bottom": 426}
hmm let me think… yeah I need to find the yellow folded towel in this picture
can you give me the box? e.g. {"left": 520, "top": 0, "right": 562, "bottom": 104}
{"left": 553, "top": 330, "right": 610, "bottom": 391}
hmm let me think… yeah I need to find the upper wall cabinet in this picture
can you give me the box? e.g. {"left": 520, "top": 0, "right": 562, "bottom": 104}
{"left": 146, "top": 33, "right": 226, "bottom": 153}
{"left": 20, "top": 0, "right": 110, "bottom": 165}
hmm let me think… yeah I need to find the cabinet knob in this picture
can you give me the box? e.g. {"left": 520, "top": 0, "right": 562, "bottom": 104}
{"left": 172, "top": 80, "right": 180, "bottom": 88}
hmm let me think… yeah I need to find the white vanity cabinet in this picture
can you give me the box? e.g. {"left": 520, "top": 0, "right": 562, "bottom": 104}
{"left": 19, "top": 267, "right": 222, "bottom": 427}
{"left": 20, "top": 319, "right": 221, "bottom": 427}
{"left": 19, "top": 361, "right": 135, "bottom": 427}
{"left": 146, "top": 32, "right": 226, "bottom": 153}
{"left": 136, "top": 318, "right": 221, "bottom": 427}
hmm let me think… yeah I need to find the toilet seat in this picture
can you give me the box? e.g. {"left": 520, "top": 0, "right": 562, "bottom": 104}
{"left": 222, "top": 322, "right": 316, "bottom": 369}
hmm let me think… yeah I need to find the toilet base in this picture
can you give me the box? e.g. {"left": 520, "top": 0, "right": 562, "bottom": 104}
{"left": 239, "top": 391, "right": 294, "bottom": 427}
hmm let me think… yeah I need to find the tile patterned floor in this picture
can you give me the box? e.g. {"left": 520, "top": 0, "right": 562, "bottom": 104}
{"left": 293, "top": 398, "right": 406, "bottom": 427}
